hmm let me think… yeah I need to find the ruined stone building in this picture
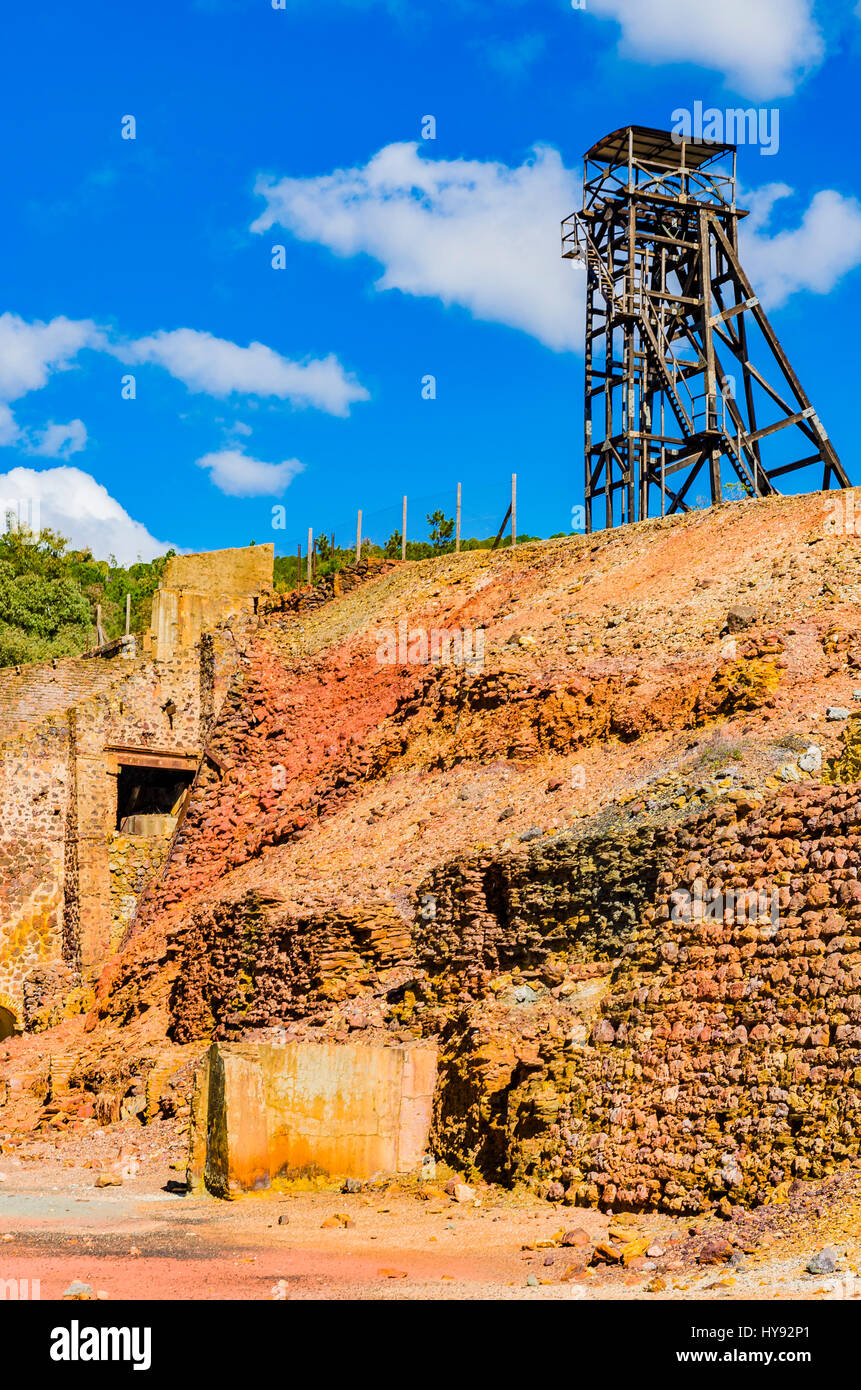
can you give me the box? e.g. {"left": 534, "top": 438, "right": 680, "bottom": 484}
{"left": 0, "top": 543, "right": 273, "bottom": 1039}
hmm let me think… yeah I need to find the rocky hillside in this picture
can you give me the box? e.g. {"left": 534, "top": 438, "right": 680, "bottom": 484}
{"left": 5, "top": 488, "right": 861, "bottom": 1213}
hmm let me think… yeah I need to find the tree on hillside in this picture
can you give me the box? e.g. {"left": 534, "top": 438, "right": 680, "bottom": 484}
{"left": 316, "top": 533, "right": 333, "bottom": 563}
{"left": 427, "top": 510, "right": 454, "bottom": 550}
{"left": 0, "top": 526, "right": 172, "bottom": 667}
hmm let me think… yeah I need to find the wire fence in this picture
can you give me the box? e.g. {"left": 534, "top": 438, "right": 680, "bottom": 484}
{"left": 273, "top": 477, "right": 537, "bottom": 588}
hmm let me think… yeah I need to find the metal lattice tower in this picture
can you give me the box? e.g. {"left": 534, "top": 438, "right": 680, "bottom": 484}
{"left": 562, "top": 126, "right": 850, "bottom": 532}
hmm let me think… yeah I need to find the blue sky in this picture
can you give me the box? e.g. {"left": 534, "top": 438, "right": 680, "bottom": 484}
{"left": 1, "top": 0, "right": 860, "bottom": 562}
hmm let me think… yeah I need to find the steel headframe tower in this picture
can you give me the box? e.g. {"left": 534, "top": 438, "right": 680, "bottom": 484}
{"left": 562, "top": 126, "right": 850, "bottom": 532}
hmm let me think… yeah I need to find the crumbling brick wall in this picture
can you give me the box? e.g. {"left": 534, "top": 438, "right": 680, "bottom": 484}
{"left": 426, "top": 785, "right": 861, "bottom": 1213}
{"left": 108, "top": 832, "right": 174, "bottom": 954}
{"left": 0, "top": 723, "right": 70, "bottom": 1025}
{"left": 165, "top": 777, "right": 861, "bottom": 1214}
{"left": 0, "top": 645, "right": 221, "bottom": 1025}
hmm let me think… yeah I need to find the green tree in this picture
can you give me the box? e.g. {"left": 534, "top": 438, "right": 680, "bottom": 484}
{"left": 426, "top": 510, "right": 454, "bottom": 550}
{"left": 0, "top": 526, "right": 172, "bottom": 667}
{"left": 316, "top": 533, "right": 333, "bottom": 563}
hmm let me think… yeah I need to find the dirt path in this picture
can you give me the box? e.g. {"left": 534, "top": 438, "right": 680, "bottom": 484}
{"left": 2, "top": 1149, "right": 860, "bottom": 1301}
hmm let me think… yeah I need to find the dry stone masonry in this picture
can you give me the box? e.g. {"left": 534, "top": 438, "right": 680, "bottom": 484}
{"left": 4, "top": 495, "right": 861, "bottom": 1210}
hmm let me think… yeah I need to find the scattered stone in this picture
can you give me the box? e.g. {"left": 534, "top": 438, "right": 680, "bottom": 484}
{"left": 697, "top": 1239, "right": 733, "bottom": 1266}
{"left": 510, "top": 984, "right": 537, "bottom": 1008}
{"left": 341, "top": 1177, "right": 362, "bottom": 1193}
{"left": 798, "top": 746, "right": 823, "bottom": 774}
{"left": 826, "top": 707, "right": 850, "bottom": 721}
{"left": 807, "top": 1247, "right": 839, "bottom": 1275}
{"left": 561, "top": 1229, "right": 591, "bottom": 1248}
{"left": 526, "top": 1274, "right": 539, "bottom": 1287}
{"left": 278, "top": 1215, "right": 290, "bottom": 1226}
{"left": 726, "top": 606, "right": 758, "bottom": 633}
{"left": 62, "top": 1281, "right": 95, "bottom": 1301}
{"left": 95, "top": 1171, "right": 122, "bottom": 1188}
{"left": 444, "top": 1181, "right": 475, "bottom": 1204}
{"left": 591, "top": 1240, "right": 623, "bottom": 1264}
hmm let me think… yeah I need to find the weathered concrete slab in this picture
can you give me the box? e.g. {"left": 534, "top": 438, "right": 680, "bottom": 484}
{"left": 188, "top": 1041, "right": 437, "bottom": 1197}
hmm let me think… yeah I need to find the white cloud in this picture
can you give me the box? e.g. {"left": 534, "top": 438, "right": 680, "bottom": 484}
{"left": 0, "top": 405, "right": 19, "bottom": 447}
{"left": 25, "top": 419, "right": 88, "bottom": 459}
{"left": 588, "top": 0, "right": 823, "bottom": 98}
{"left": 742, "top": 185, "right": 861, "bottom": 308}
{"left": 0, "top": 466, "right": 177, "bottom": 564}
{"left": 251, "top": 142, "right": 582, "bottom": 352}
{"left": 195, "top": 448, "right": 304, "bottom": 497}
{"left": 0, "top": 313, "right": 105, "bottom": 403}
{"left": 116, "top": 328, "right": 369, "bottom": 417}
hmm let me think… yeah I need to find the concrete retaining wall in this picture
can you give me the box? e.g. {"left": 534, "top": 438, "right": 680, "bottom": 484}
{"left": 188, "top": 1041, "right": 438, "bottom": 1196}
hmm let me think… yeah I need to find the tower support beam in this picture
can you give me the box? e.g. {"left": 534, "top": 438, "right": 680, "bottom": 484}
{"left": 562, "top": 125, "right": 850, "bottom": 531}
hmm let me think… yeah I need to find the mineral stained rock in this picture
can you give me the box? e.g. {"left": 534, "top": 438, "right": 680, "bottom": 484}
{"left": 6, "top": 491, "right": 861, "bottom": 1214}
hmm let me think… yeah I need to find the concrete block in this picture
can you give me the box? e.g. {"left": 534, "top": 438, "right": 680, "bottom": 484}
{"left": 188, "top": 1041, "right": 438, "bottom": 1197}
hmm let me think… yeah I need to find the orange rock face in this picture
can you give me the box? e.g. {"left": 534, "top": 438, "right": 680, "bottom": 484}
{"left": 6, "top": 491, "right": 861, "bottom": 1211}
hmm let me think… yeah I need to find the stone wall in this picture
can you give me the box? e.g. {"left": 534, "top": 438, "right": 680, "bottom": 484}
{"left": 426, "top": 783, "right": 861, "bottom": 1214}
{"left": 108, "top": 832, "right": 174, "bottom": 955}
{"left": 162, "top": 544, "right": 274, "bottom": 597}
{"left": 0, "top": 560, "right": 250, "bottom": 1030}
{"left": 148, "top": 544, "right": 273, "bottom": 658}
{"left": 165, "top": 773, "right": 861, "bottom": 1214}
{"left": 0, "top": 722, "right": 70, "bottom": 1028}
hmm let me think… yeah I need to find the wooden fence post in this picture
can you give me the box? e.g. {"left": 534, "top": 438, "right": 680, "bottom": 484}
{"left": 402, "top": 496, "right": 407, "bottom": 561}
{"left": 307, "top": 528, "right": 312, "bottom": 585}
{"left": 356, "top": 510, "right": 362, "bottom": 563}
{"left": 456, "top": 482, "right": 461, "bottom": 553}
{"left": 511, "top": 474, "right": 517, "bottom": 548}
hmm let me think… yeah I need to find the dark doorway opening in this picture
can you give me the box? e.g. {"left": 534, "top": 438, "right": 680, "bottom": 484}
{"left": 0, "top": 1006, "right": 16, "bottom": 1041}
{"left": 116, "top": 765, "right": 194, "bottom": 830}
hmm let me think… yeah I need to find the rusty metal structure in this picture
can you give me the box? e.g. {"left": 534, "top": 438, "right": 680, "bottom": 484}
{"left": 563, "top": 126, "right": 850, "bottom": 532}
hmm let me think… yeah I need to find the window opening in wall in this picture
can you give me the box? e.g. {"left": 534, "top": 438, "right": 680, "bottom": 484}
{"left": 116, "top": 765, "right": 194, "bottom": 833}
